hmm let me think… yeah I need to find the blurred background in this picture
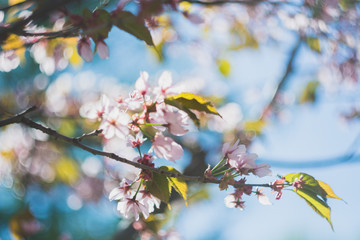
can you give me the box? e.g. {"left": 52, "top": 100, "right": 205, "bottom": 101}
{"left": 0, "top": 0, "right": 360, "bottom": 239}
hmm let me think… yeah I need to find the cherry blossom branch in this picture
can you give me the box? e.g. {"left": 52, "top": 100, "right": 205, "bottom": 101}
{"left": 0, "top": 106, "right": 273, "bottom": 189}
{"left": 0, "top": 106, "right": 37, "bottom": 127}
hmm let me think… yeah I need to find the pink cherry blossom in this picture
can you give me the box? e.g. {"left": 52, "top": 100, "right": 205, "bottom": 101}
{"left": 227, "top": 153, "right": 257, "bottom": 174}
{"left": 100, "top": 108, "right": 130, "bottom": 139}
{"left": 124, "top": 90, "right": 144, "bottom": 111}
{"left": 80, "top": 94, "right": 110, "bottom": 120}
{"left": 154, "top": 71, "right": 175, "bottom": 98}
{"left": 163, "top": 109, "right": 189, "bottom": 136}
{"left": 222, "top": 139, "right": 246, "bottom": 159}
{"left": 127, "top": 131, "right": 147, "bottom": 148}
{"left": 135, "top": 71, "right": 149, "bottom": 95}
{"left": 255, "top": 188, "right": 272, "bottom": 205}
{"left": 77, "top": 38, "right": 93, "bottom": 62}
{"left": 109, "top": 178, "right": 133, "bottom": 201}
{"left": 292, "top": 175, "right": 305, "bottom": 191}
{"left": 271, "top": 178, "right": 285, "bottom": 200}
{"left": 138, "top": 190, "right": 161, "bottom": 213}
{"left": 253, "top": 163, "right": 272, "bottom": 177}
{"left": 96, "top": 39, "right": 109, "bottom": 59}
{"left": 117, "top": 198, "right": 150, "bottom": 221}
{"left": 152, "top": 133, "right": 183, "bottom": 162}
{"left": 224, "top": 194, "right": 245, "bottom": 210}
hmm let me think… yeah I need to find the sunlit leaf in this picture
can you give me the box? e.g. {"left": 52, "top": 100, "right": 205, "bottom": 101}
{"left": 217, "top": 59, "right": 231, "bottom": 77}
{"left": 299, "top": 80, "right": 319, "bottom": 103}
{"left": 145, "top": 172, "right": 171, "bottom": 203}
{"left": 55, "top": 157, "right": 79, "bottom": 185}
{"left": 296, "top": 189, "right": 333, "bottom": 230}
{"left": 229, "top": 21, "right": 258, "bottom": 50}
{"left": 284, "top": 172, "right": 327, "bottom": 200}
{"left": 306, "top": 37, "right": 321, "bottom": 53}
{"left": 112, "top": 10, "right": 154, "bottom": 46}
{"left": 160, "top": 166, "right": 188, "bottom": 206}
{"left": 317, "top": 180, "right": 342, "bottom": 200}
{"left": 165, "top": 92, "right": 221, "bottom": 117}
{"left": 244, "top": 120, "right": 266, "bottom": 135}
{"left": 165, "top": 93, "right": 221, "bottom": 128}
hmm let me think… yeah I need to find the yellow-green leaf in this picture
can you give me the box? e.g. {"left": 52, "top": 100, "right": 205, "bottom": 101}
{"left": 299, "top": 80, "right": 319, "bottom": 104}
{"left": 244, "top": 120, "right": 266, "bottom": 135}
{"left": 306, "top": 37, "right": 321, "bottom": 53}
{"left": 296, "top": 189, "right": 333, "bottom": 230}
{"left": 145, "top": 172, "right": 171, "bottom": 203}
{"left": 317, "top": 180, "right": 342, "bottom": 200}
{"left": 165, "top": 92, "right": 221, "bottom": 117}
{"left": 112, "top": 10, "right": 154, "bottom": 46}
{"left": 160, "top": 166, "right": 188, "bottom": 206}
{"left": 165, "top": 93, "right": 221, "bottom": 128}
{"left": 217, "top": 59, "right": 231, "bottom": 77}
{"left": 284, "top": 172, "right": 326, "bottom": 200}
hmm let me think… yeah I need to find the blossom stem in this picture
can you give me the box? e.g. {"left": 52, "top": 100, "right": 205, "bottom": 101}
{"left": 137, "top": 146, "right": 142, "bottom": 158}
{"left": 211, "top": 157, "right": 226, "bottom": 173}
{"left": 133, "top": 179, "right": 144, "bottom": 199}
{"left": 142, "top": 122, "right": 167, "bottom": 127}
{"left": 212, "top": 168, "right": 233, "bottom": 176}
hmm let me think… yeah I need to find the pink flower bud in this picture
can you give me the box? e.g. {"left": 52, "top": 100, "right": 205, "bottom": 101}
{"left": 96, "top": 40, "right": 109, "bottom": 59}
{"left": 77, "top": 38, "right": 93, "bottom": 62}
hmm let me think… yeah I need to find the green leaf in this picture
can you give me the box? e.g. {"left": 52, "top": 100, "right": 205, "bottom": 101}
{"left": 165, "top": 92, "right": 221, "bottom": 119}
{"left": 284, "top": 172, "right": 327, "bottom": 201}
{"left": 160, "top": 166, "right": 188, "bottom": 206}
{"left": 244, "top": 120, "right": 266, "bottom": 135}
{"left": 82, "top": 9, "right": 112, "bottom": 41}
{"left": 317, "top": 180, "right": 342, "bottom": 200}
{"left": 299, "top": 80, "right": 319, "bottom": 104}
{"left": 306, "top": 37, "right": 321, "bottom": 53}
{"left": 145, "top": 172, "right": 171, "bottom": 203}
{"left": 112, "top": 10, "right": 154, "bottom": 46}
{"left": 217, "top": 59, "right": 231, "bottom": 77}
{"left": 296, "top": 189, "right": 333, "bottom": 230}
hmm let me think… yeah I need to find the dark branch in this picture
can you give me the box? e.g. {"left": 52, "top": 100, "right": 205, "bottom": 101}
{"left": 260, "top": 37, "right": 302, "bottom": 120}
{"left": 76, "top": 129, "right": 103, "bottom": 142}
{"left": 0, "top": 107, "right": 271, "bottom": 188}
{"left": 0, "top": 106, "right": 37, "bottom": 127}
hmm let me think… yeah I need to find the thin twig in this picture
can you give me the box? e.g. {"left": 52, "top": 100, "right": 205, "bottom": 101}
{"left": 76, "top": 129, "right": 103, "bottom": 142}
{"left": 0, "top": 106, "right": 37, "bottom": 127}
{"left": 260, "top": 37, "right": 302, "bottom": 120}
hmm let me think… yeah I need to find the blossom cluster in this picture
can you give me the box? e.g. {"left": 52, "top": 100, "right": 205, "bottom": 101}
{"left": 81, "top": 71, "right": 189, "bottom": 220}
{"left": 109, "top": 178, "right": 160, "bottom": 221}
{"left": 205, "top": 140, "right": 273, "bottom": 210}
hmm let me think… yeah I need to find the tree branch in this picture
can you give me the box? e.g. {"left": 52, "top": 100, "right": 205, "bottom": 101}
{"left": 0, "top": 107, "right": 272, "bottom": 189}
{"left": 0, "top": 105, "right": 37, "bottom": 127}
{"left": 260, "top": 36, "right": 302, "bottom": 120}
